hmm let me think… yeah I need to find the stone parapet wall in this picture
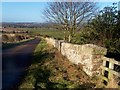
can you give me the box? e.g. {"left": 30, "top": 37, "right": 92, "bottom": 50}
{"left": 44, "top": 37, "right": 120, "bottom": 88}
{"left": 60, "top": 42, "right": 107, "bottom": 77}
{"left": 45, "top": 37, "right": 107, "bottom": 77}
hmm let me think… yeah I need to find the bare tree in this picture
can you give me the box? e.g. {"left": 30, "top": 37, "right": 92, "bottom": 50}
{"left": 44, "top": 1, "right": 97, "bottom": 42}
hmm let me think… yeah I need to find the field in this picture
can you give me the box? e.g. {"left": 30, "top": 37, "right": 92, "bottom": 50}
{"left": 2, "top": 27, "right": 64, "bottom": 49}
{"left": 17, "top": 28, "right": 64, "bottom": 40}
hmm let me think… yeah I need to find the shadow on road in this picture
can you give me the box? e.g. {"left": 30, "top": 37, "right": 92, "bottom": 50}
{"left": 2, "top": 38, "right": 40, "bottom": 89}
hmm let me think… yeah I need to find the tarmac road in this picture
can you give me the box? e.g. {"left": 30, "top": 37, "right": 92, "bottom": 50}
{"left": 2, "top": 38, "right": 40, "bottom": 89}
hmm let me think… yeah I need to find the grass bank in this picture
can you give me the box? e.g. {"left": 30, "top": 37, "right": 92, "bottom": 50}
{"left": 2, "top": 38, "right": 34, "bottom": 49}
{"left": 19, "top": 38, "right": 95, "bottom": 89}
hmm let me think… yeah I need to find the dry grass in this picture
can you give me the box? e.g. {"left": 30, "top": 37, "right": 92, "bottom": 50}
{"left": 19, "top": 38, "right": 95, "bottom": 89}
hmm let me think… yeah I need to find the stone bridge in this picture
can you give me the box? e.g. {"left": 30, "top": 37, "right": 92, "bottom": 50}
{"left": 44, "top": 37, "right": 120, "bottom": 88}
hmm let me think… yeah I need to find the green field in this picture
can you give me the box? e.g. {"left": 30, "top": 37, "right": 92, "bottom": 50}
{"left": 18, "top": 28, "right": 64, "bottom": 40}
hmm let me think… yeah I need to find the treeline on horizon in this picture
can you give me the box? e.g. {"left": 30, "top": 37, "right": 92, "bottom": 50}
{"left": 2, "top": 22, "right": 57, "bottom": 28}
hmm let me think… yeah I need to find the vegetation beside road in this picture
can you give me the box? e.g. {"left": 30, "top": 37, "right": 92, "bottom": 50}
{"left": 71, "top": 4, "right": 120, "bottom": 57}
{"left": 19, "top": 38, "right": 96, "bottom": 89}
{"left": 2, "top": 38, "right": 34, "bottom": 49}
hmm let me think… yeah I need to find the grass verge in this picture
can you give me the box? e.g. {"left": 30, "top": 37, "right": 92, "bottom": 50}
{"left": 19, "top": 38, "right": 95, "bottom": 89}
{"left": 2, "top": 38, "right": 34, "bottom": 49}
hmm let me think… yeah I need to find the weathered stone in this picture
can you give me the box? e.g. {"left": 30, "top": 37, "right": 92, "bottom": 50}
{"left": 85, "top": 44, "right": 107, "bottom": 55}
{"left": 44, "top": 37, "right": 120, "bottom": 83}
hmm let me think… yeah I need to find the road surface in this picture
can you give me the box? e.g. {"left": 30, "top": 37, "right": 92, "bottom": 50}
{"left": 2, "top": 38, "right": 40, "bottom": 89}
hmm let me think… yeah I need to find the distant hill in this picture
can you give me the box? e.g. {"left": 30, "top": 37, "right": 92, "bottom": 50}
{"left": 2, "top": 22, "right": 52, "bottom": 28}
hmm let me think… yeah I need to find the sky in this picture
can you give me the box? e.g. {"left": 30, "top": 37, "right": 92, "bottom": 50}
{"left": 2, "top": 2, "right": 48, "bottom": 22}
{"left": 1, "top": 1, "right": 120, "bottom": 23}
